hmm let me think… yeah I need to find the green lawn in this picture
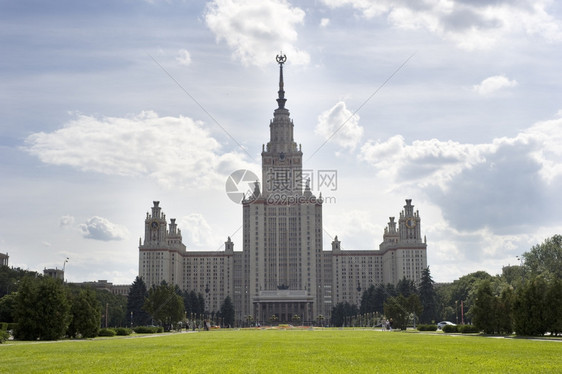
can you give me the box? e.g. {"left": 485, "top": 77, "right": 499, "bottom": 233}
{"left": 1, "top": 329, "right": 560, "bottom": 373}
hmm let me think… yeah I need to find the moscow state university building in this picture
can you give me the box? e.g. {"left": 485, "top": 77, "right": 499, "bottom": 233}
{"left": 139, "top": 57, "right": 427, "bottom": 324}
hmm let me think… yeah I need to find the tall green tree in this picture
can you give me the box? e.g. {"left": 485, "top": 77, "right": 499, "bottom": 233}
{"left": 0, "top": 266, "right": 38, "bottom": 298}
{"left": 384, "top": 294, "right": 422, "bottom": 330}
{"left": 513, "top": 276, "right": 549, "bottom": 336}
{"left": 67, "top": 289, "right": 101, "bottom": 338}
{"left": 396, "top": 277, "right": 417, "bottom": 298}
{"left": 418, "top": 267, "right": 438, "bottom": 324}
{"left": 127, "top": 276, "right": 151, "bottom": 327}
{"left": 330, "top": 302, "right": 358, "bottom": 327}
{"left": 144, "top": 283, "right": 185, "bottom": 330}
{"left": 471, "top": 280, "right": 495, "bottom": 334}
{"left": 220, "top": 296, "right": 235, "bottom": 327}
{"left": 523, "top": 235, "right": 562, "bottom": 279}
{"left": 359, "top": 285, "right": 376, "bottom": 314}
{"left": 183, "top": 290, "right": 206, "bottom": 317}
{"left": 0, "top": 292, "right": 17, "bottom": 323}
{"left": 544, "top": 278, "right": 562, "bottom": 336}
{"left": 15, "top": 276, "right": 71, "bottom": 340}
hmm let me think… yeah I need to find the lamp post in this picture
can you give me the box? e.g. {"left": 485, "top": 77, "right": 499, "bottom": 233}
{"left": 62, "top": 257, "right": 69, "bottom": 282}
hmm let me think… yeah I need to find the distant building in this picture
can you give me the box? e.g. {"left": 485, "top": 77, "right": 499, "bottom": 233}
{"left": 0, "top": 252, "right": 8, "bottom": 266}
{"left": 44, "top": 268, "right": 64, "bottom": 280}
{"left": 139, "top": 57, "right": 427, "bottom": 324}
{"left": 72, "top": 280, "right": 131, "bottom": 296}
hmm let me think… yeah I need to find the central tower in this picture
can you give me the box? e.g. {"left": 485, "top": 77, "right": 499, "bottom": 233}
{"left": 261, "top": 54, "right": 303, "bottom": 198}
{"left": 239, "top": 55, "right": 325, "bottom": 324}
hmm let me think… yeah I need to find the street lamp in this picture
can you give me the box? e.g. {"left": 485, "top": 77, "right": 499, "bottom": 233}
{"left": 62, "top": 257, "right": 69, "bottom": 282}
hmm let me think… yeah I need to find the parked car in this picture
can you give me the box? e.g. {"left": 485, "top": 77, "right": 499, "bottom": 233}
{"left": 437, "top": 321, "right": 456, "bottom": 330}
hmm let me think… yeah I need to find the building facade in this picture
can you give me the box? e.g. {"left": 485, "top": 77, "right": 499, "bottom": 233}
{"left": 138, "top": 57, "right": 427, "bottom": 324}
{"left": 0, "top": 252, "right": 8, "bottom": 267}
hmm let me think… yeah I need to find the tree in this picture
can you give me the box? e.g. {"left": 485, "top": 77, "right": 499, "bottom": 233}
{"left": 330, "top": 302, "right": 358, "bottom": 327}
{"left": 396, "top": 277, "right": 417, "bottom": 298}
{"left": 220, "top": 296, "right": 235, "bottom": 327}
{"left": 544, "top": 278, "right": 562, "bottom": 336}
{"left": 15, "top": 276, "right": 71, "bottom": 340}
{"left": 359, "top": 285, "right": 376, "bottom": 314}
{"left": 513, "top": 276, "right": 549, "bottom": 336}
{"left": 143, "top": 283, "right": 185, "bottom": 330}
{"left": 127, "top": 276, "right": 151, "bottom": 327}
{"left": 523, "top": 235, "right": 562, "bottom": 279}
{"left": 418, "top": 267, "right": 438, "bottom": 324}
{"left": 438, "top": 271, "right": 493, "bottom": 324}
{"left": 471, "top": 280, "right": 495, "bottom": 334}
{"left": 0, "top": 292, "right": 17, "bottom": 323}
{"left": 67, "top": 289, "right": 101, "bottom": 338}
{"left": 497, "top": 287, "right": 515, "bottom": 335}
{"left": 0, "top": 266, "right": 38, "bottom": 298}
{"left": 384, "top": 294, "right": 422, "bottom": 330}
{"left": 183, "top": 290, "right": 206, "bottom": 318}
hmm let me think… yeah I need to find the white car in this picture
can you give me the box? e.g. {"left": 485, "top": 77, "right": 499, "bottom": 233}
{"left": 437, "top": 321, "right": 456, "bottom": 330}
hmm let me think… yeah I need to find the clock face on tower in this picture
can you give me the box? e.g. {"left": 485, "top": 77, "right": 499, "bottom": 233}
{"left": 151, "top": 221, "right": 159, "bottom": 229}
{"left": 405, "top": 217, "right": 416, "bottom": 229}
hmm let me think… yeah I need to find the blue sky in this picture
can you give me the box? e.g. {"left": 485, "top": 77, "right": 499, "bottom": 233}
{"left": 1, "top": 0, "right": 561, "bottom": 284}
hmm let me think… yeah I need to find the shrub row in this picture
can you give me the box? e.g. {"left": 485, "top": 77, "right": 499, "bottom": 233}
{"left": 115, "top": 327, "right": 132, "bottom": 336}
{"left": 442, "top": 324, "right": 481, "bottom": 334}
{"left": 98, "top": 328, "right": 116, "bottom": 337}
{"left": 417, "top": 324, "right": 438, "bottom": 331}
{"left": 134, "top": 326, "right": 163, "bottom": 334}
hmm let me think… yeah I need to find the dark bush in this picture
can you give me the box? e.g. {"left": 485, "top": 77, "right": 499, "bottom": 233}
{"left": 134, "top": 326, "right": 159, "bottom": 334}
{"left": 115, "top": 327, "right": 132, "bottom": 336}
{"left": 442, "top": 324, "right": 458, "bottom": 333}
{"left": 0, "top": 329, "right": 9, "bottom": 343}
{"left": 459, "top": 325, "right": 480, "bottom": 334}
{"left": 417, "top": 324, "right": 438, "bottom": 331}
{"left": 157, "top": 326, "right": 164, "bottom": 333}
{"left": 98, "top": 328, "right": 116, "bottom": 337}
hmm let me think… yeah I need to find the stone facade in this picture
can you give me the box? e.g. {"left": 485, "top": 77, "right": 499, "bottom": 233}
{"left": 0, "top": 252, "right": 8, "bottom": 266}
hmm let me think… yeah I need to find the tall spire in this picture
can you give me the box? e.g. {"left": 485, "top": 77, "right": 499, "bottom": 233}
{"left": 276, "top": 53, "right": 287, "bottom": 109}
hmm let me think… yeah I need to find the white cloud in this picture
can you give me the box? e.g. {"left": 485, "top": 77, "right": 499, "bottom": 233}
{"left": 473, "top": 75, "right": 518, "bottom": 95}
{"left": 178, "top": 213, "right": 221, "bottom": 250}
{"left": 24, "top": 111, "right": 254, "bottom": 190}
{"left": 359, "top": 116, "right": 562, "bottom": 232}
{"left": 324, "top": 209, "right": 380, "bottom": 250}
{"left": 320, "top": 18, "right": 330, "bottom": 27}
{"left": 315, "top": 101, "right": 364, "bottom": 150}
{"left": 79, "top": 216, "right": 128, "bottom": 241}
{"left": 176, "top": 49, "right": 192, "bottom": 66}
{"left": 321, "top": 0, "right": 562, "bottom": 49}
{"left": 204, "top": 0, "right": 310, "bottom": 67}
{"left": 359, "top": 135, "right": 489, "bottom": 189}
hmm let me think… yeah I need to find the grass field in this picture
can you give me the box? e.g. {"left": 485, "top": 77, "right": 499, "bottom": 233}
{"left": 1, "top": 329, "right": 561, "bottom": 373}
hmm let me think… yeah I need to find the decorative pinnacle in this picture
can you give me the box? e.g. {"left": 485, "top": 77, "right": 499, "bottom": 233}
{"left": 276, "top": 53, "right": 287, "bottom": 109}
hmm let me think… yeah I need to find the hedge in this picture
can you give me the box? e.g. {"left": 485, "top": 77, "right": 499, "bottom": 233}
{"left": 98, "top": 328, "right": 116, "bottom": 337}
{"left": 115, "top": 327, "right": 132, "bottom": 336}
{"left": 442, "top": 324, "right": 458, "bottom": 333}
{"left": 417, "top": 324, "right": 438, "bottom": 331}
{"left": 459, "top": 325, "right": 480, "bottom": 334}
{"left": 134, "top": 326, "right": 162, "bottom": 334}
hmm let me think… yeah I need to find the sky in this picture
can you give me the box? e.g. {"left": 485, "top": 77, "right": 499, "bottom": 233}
{"left": 1, "top": 0, "right": 561, "bottom": 284}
